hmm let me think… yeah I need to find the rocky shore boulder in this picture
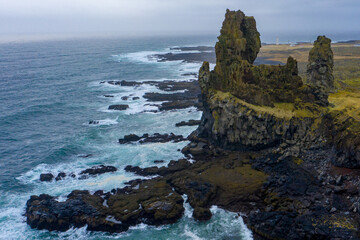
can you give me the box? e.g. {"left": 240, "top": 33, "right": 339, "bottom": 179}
{"left": 39, "top": 173, "right": 54, "bottom": 182}
{"left": 79, "top": 165, "right": 117, "bottom": 176}
{"left": 108, "top": 105, "right": 129, "bottom": 111}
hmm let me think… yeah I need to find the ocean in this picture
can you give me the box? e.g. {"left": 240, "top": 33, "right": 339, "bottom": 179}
{"left": 0, "top": 36, "right": 253, "bottom": 240}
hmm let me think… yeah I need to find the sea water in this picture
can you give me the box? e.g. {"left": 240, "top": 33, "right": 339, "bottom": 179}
{"left": 0, "top": 36, "right": 253, "bottom": 240}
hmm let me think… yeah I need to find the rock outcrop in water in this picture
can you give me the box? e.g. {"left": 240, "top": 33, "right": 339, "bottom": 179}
{"left": 307, "top": 35, "right": 335, "bottom": 91}
{"left": 26, "top": 179, "right": 184, "bottom": 232}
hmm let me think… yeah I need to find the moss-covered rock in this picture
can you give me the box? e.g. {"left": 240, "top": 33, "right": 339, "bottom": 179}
{"left": 307, "top": 35, "right": 335, "bottom": 91}
{"left": 215, "top": 9, "right": 261, "bottom": 66}
{"left": 326, "top": 110, "right": 360, "bottom": 168}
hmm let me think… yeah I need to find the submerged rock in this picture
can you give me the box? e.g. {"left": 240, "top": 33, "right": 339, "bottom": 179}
{"left": 80, "top": 165, "right": 117, "bottom": 176}
{"left": 55, "top": 172, "right": 66, "bottom": 181}
{"left": 108, "top": 105, "right": 129, "bottom": 111}
{"left": 175, "top": 119, "right": 201, "bottom": 127}
{"left": 119, "top": 133, "right": 187, "bottom": 144}
{"left": 193, "top": 207, "right": 212, "bottom": 221}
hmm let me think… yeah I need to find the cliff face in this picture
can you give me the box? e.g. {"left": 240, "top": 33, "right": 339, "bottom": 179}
{"left": 192, "top": 10, "right": 359, "bottom": 168}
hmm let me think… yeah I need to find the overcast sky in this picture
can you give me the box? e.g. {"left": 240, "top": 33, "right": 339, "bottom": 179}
{"left": 0, "top": 0, "right": 359, "bottom": 42}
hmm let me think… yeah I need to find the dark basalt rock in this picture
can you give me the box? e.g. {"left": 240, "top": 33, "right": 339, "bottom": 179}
{"left": 125, "top": 159, "right": 192, "bottom": 177}
{"left": 119, "top": 133, "right": 187, "bottom": 144}
{"left": 249, "top": 211, "right": 359, "bottom": 240}
{"left": 55, "top": 172, "right": 66, "bottom": 181}
{"left": 155, "top": 52, "right": 216, "bottom": 64}
{"left": 158, "top": 100, "right": 202, "bottom": 111}
{"left": 132, "top": 97, "right": 140, "bottom": 100}
{"left": 108, "top": 105, "right": 129, "bottom": 111}
{"left": 121, "top": 96, "right": 129, "bottom": 100}
{"left": 119, "top": 134, "right": 141, "bottom": 143}
{"left": 175, "top": 119, "right": 201, "bottom": 127}
{"left": 154, "top": 160, "right": 165, "bottom": 164}
{"left": 80, "top": 165, "right": 117, "bottom": 176}
{"left": 192, "top": 207, "right": 212, "bottom": 221}
{"left": 104, "top": 94, "right": 114, "bottom": 98}
{"left": 40, "top": 173, "right": 54, "bottom": 182}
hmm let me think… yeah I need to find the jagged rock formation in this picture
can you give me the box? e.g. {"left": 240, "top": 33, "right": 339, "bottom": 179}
{"left": 201, "top": 10, "right": 329, "bottom": 108}
{"left": 194, "top": 9, "right": 332, "bottom": 156}
{"left": 191, "top": 10, "right": 360, "bottom": 168}
{"left": 307, "top": 35, "right": 335, "bottom": 91}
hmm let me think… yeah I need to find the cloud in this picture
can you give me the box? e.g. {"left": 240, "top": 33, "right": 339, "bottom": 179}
{"left": 0, "top": 0, "right": 359, "bottom": 41}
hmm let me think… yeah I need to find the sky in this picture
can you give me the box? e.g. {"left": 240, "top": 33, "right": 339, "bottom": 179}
{"left": 0, "top": 0, "right": 359, "bottom": 42}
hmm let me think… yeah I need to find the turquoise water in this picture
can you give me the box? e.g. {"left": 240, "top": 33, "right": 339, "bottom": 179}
{"left": 0, "top": 36, "right": 252, "bottom": 239}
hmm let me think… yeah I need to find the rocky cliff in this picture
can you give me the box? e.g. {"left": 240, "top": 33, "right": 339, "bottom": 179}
{"left": 191, "top": 10, "right": 359, "bottom": 168}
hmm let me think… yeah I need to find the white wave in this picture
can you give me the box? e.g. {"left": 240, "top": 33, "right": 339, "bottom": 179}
{"left": 170, "top": 50, "right": 202, "bottom": 54}
{"left": 58, "top": 226, "right": 90, "bottom": 240}
{"left": 183, "top": 226, "right": 204, "bottom": 240}
{"left": 182, "top": 194, "right": 193, "bottom": 219}
{"left": 129, "top": 223, "right": 148, "bottom": 230}
{"left": 210, "top": 206, "right": 253, "bottom": 240}
{"left": 111, "top": 48, "right": 205, "bottom": 80}
{"left": 99, "top": 81, "right": 198, "bottom": 115}
{"left": 112, "top": 50, "right": 164, "bottom": 64}
{"left": 87, "top": 117, "right": 118, "bottom": 126}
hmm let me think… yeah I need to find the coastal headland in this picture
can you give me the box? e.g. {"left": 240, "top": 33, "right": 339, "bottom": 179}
{"left": 25, "top": 9, "right": 360, "bottom": 239}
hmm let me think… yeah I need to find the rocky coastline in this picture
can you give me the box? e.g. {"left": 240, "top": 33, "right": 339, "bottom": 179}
{"left": 25, "top": 9, "right": 360, "bottom": 239}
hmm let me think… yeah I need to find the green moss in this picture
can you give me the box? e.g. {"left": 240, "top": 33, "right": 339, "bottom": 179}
{"left": 200, "top": 164, "right": 267, "bottom": 195}
{"left": 293, "top": 157, "right": 304, "bottom": 165}
{"left": 312, "top": 215, "right": 357, "bottom": 231}
{"left": 210, "top": 89, "right": 323, "bottom": 119}
{"left": 212, "top": 110, "right": 220, "bottom": 132}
